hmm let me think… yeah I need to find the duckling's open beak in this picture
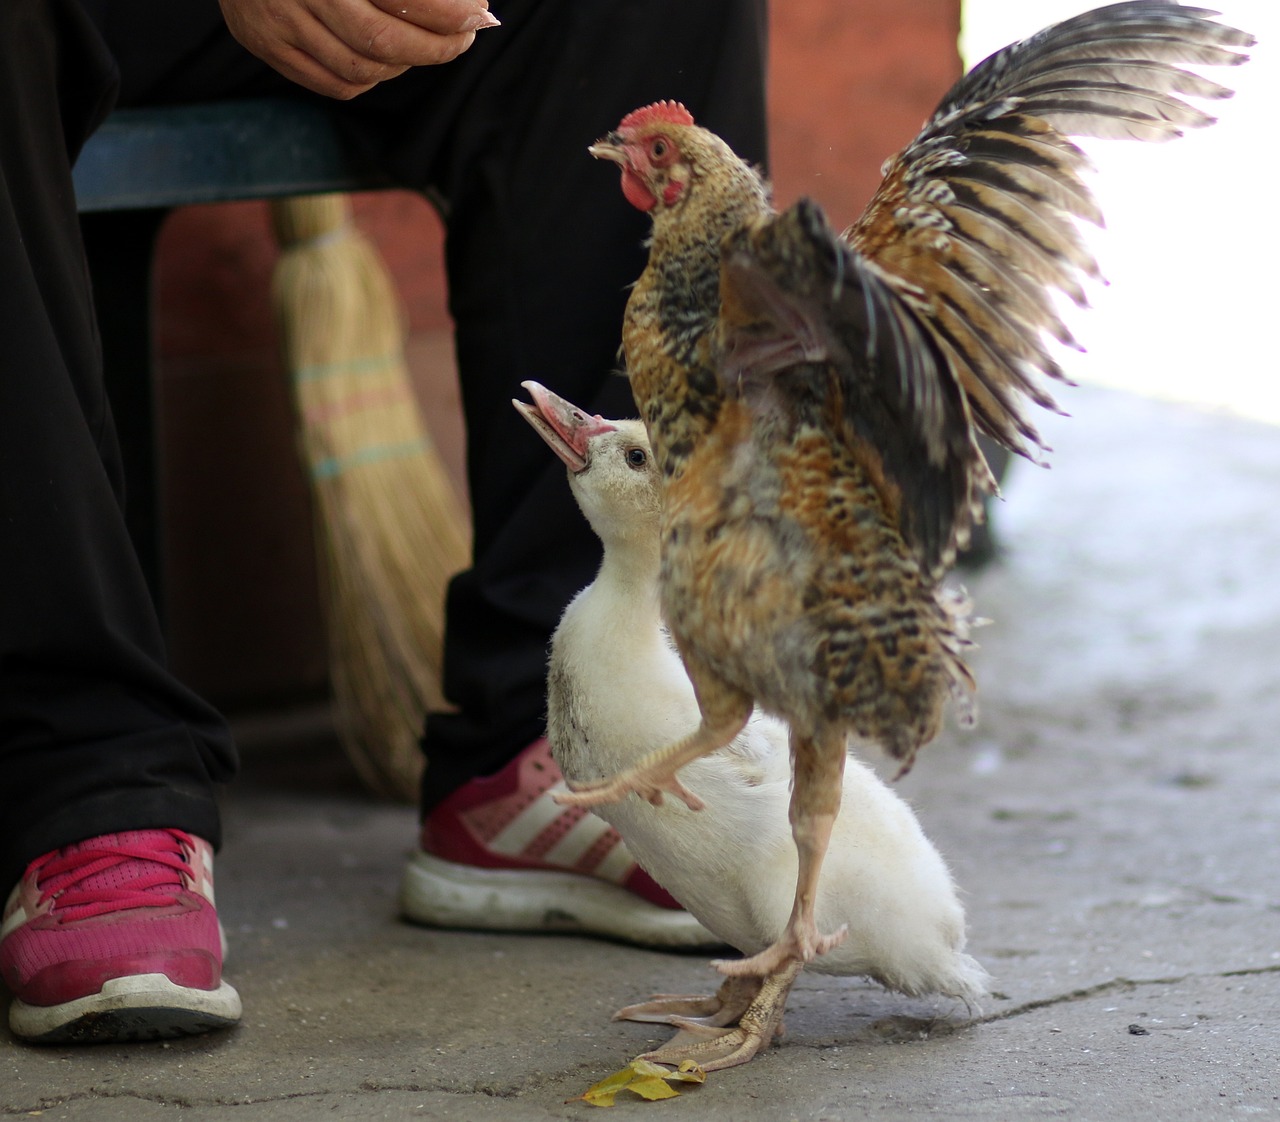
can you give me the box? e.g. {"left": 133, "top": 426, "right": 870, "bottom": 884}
{"left": 513, "top": 380, "right": 617, "bottom": 473}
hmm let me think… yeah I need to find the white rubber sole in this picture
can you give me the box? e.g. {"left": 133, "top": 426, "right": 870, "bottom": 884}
{"left": 9, "top": 973, "right": 243, "bottom": 1045}
{"left": 399, "top": 849, "right": 723, "bottom": 949}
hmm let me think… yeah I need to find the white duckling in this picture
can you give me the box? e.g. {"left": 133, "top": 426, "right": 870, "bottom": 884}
{"left": 514, "top": 381, "right": 989, "bottom": 1070}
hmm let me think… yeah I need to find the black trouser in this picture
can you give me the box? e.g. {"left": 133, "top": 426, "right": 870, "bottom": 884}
{"left": 0, "top": 0, "right": 767, "bottom": 892}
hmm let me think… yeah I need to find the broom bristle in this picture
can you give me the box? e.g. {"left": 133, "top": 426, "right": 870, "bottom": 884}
{"left": 271, "top": 194, "right": 469, "bottom": 801}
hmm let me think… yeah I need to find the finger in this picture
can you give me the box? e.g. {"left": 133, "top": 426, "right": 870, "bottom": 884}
{"left": 370, "top": 0, "right": 500, "bottom": 35}
{"left": 265, "top": 22, "right": 402, "bottom": 96}
{"left": 310, "top": 0, "right": 491, "bottom": 70}
{"left": 219, "top": 0, "right": 383, "bottom": 97}
{"left": 266, "top": 42, "right": 404, "bottom": 98}
{"left": 275, "top": 6, "right": 421, "bottom": 97}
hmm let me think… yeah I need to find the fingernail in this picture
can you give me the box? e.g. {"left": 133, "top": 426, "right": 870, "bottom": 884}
{"left": 462, "top": 11, "right": 501, "bottom": 31}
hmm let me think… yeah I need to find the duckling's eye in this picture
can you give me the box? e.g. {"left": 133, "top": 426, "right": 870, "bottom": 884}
{"left": 625, "top": 447, "right": 648, "bottom": 470}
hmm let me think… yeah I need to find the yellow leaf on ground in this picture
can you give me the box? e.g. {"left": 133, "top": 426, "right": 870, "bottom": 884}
{"left": 573, "top": 1058, "right": 707, "bottom": 1107}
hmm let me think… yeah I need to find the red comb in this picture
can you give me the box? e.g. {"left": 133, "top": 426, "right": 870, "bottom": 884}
{"left": 618, "top": 101, "right": 695, "bottom": 132}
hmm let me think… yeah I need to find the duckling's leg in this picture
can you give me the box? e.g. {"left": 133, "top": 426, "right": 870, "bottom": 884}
{"left": 716, "top": 728, "right": 848, "bottom": 978}
{"left": 636, "top": 961, "right": 802, "bottom": 1072}
{"left": 614, "top": 974, "right": 763, "bottom": 1028}
{"left": 555, "top": 677, "right": 753, "bottom": 812}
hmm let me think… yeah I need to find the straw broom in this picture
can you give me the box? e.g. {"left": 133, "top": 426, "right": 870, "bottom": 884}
{"left": 269, "top": 192, "right": 470, "bottom": 802}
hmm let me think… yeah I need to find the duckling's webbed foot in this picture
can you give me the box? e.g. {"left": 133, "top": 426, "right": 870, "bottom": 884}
{"left": 614, "top": 974, "right": 763, "bottom": 1027}
{"left": 635, "top": 961, "right": 801, "bottom": 1072}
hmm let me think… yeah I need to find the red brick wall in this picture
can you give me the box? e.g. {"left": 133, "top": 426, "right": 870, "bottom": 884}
{"left": 150, "top": 0, "right": 962, "bottom": 708}
{"left": 769, "top": 0, "right": 962, "bottom": 215}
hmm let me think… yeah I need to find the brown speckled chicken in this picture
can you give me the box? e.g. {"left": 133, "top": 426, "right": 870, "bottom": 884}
{"left": 557, "top": 1, "right": 1252, "bottom": 1068}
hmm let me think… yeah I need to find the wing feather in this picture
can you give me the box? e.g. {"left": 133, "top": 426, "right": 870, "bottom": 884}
{"left": 845, "top": 0, "right": 1252, "bottom": 459}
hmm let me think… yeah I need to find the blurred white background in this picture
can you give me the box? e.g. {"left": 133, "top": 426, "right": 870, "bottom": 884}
{"left": 961, "top": 0, "right": 1278, "bottom": 425}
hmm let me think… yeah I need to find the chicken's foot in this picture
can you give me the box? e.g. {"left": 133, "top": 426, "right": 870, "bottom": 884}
{"left": 713, "top": 917, "right": 847, "bottom": 978}
{"left": 554, "top": 702, "right": 750, "bottom": 811}
{"left": 635, "top": 961, "right": 801, "bottom": 1072}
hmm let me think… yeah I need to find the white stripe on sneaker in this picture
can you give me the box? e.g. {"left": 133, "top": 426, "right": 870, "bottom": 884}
{"left": 486, "top": 782, "right": 576, "bottom": 857}
{"left": 594, "top": 840, "right": 638, "bottom": 886}
{"left": 542, "top": 811, "right": 621, "bottom": 869}
{"left": 471, "top": 777, "right": 639, "bottom": 883}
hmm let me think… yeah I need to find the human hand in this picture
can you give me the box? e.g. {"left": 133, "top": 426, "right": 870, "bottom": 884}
{"left": 217, "top": 0, "right": 500, "bottom": 99}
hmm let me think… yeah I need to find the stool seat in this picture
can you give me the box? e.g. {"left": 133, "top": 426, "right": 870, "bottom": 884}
{"left": 74, "top": 98, "right": 389, "bottom": 212}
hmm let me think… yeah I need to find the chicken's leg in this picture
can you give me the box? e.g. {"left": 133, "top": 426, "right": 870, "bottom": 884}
{"left": 555, "top": 678, "right": 752, "bottom": 811}
{"left": 717, "top": 728, "right": 849, "bottom": 977}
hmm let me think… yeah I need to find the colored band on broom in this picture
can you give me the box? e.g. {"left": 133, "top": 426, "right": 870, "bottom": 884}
{"left": 310, "top": 438, "right": 431, "bottom": 481}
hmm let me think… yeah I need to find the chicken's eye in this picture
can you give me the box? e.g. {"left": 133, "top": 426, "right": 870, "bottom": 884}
{"left": 652, "top": 139, "right": 667, "bottom": 158}
{"left": 625, "top": 447, "right": 648, "bottom": 470}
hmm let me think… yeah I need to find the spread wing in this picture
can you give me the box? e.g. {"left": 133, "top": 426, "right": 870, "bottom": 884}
{"left": 714, "top": 3, "right": 1250, "bottom": 577}
{"left": 845, "top": 0, "right": 1252, "bottom": 459}
{"left": 718, "top": 200, "right": 988, "bottom": 579}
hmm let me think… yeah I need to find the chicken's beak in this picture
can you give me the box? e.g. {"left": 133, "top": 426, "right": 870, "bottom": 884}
{"left": 588, "top": 132, "right": 628, "bottom": 165}
{"left": 513, "top": 380, "right": 617, "bottom": 473}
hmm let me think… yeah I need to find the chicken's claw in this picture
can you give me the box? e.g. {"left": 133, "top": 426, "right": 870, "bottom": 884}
{"left": 714, "top": 921, "right": 848, "bottom": 977}
{"left": 555, "top": 769, "right": 705, "bottom": 812}
{"left": 556, "top": 706, "right": 749, "bottom": 811}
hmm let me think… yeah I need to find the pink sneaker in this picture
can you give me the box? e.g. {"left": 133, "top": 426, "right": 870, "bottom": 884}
{"left": 399, "top": 739, "right": 720, "bottom": 948}
{"left": 0, "top": 829, "right": 242, "bottom": 1043}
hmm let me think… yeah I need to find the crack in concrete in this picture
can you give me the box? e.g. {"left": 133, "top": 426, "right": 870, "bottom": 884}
{"left": 974, "top": 975, "right": 1182, "bottom": 1025}
{"left": 2, "top": 1058, "right": 602, "bottom": 1114}
{"left": 1, "top": 1087, "right": 345, "bottom": 1114}
{"left": 933, "top": 961, "right": 1280, "bottom": 1034}
{"left": 1, "top": 1082, "right": 529, "bottom": 1114}
{"left": 1223, "top": 964, "right": 1280, "bottom": 979}
{"left": 358, "top": 1077, "right": 521, "bottom": 1099}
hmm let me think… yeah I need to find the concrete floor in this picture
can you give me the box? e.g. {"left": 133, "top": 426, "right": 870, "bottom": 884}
{"left": 3, "top": 385, "right": 1279, "bottom": 1119}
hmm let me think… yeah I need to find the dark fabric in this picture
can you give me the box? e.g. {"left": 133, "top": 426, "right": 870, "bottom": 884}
{"left": 0, "top": 0, "right": 768, "bottom": 886}
{"left": 0, "top": 1, "right": 232, "bottom": 892}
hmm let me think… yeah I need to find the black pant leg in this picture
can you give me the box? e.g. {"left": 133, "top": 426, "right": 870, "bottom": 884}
{"left": 0, "top": 1, "right": 235, "bottom": 892}
{"left": 92, "top": 1, "right": 296, "bottom": 107}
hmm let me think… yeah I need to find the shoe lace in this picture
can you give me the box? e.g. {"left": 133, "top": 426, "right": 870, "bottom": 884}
{"left": 33, "top": 829, "right": 195, "bottom": 922}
